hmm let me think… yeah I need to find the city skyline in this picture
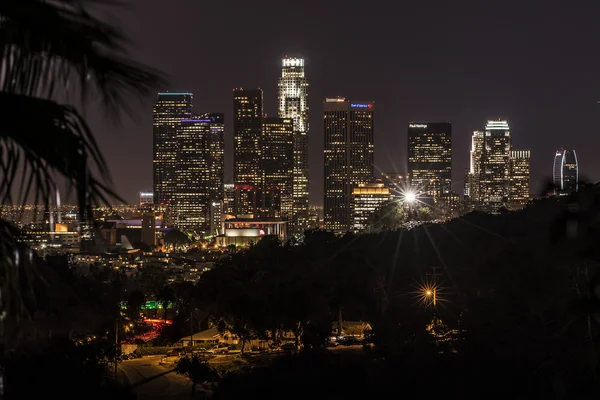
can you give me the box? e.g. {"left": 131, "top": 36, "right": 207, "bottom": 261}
{"left": 88, "top": 1, "right": 600, "bottom": 206}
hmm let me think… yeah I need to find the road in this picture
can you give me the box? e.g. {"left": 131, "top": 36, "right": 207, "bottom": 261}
{"left": 120, "top": 356, "right": 198, "bottom": 400}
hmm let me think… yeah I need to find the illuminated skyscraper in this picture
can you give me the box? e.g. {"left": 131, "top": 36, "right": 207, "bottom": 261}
{"left": 407, "top": 122, "right": 452, "bottom": 200}
{"left": 553, "top": 149, "right": 578, "bottom": 194}
{"left": 139, "top": 192, "right": 153, "bottom": 207}
{"left": 278, "top": 57, "right": 309, "bottom": 230}
{"left": 174, "top": 114, "right": 224, "bottom": 234}
{"left": 232, "top": 185, "right": 281, "bottom": 218}
{"left": 233, "top": 88, "right": 263, "bottom": 214}
{"left": 262, "top": 117, "right": 294, "bottom": 217}
{"left": 153, "top": 92, "right": 193, "bottom": 205}
{"left": 508, "top": 150, "right": 531, "bottom": 206}
{"left": 465, "top": 130, "right": 484, "bottom": 202}
{"left": 479, "top": 120, "right": 511, "bottom": 209}
{"left": 223, "top": 183, "right": 235, "bottom": 216}
{"left": 352, "top": 183, "right": 390, "bottom": 232}
{"left": 323, "top": 98, "right": 375, "bottom": 233}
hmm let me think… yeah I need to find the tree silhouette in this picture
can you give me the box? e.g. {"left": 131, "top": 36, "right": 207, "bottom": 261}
{"left": 164, "top": 229, "right": 190, "bottom": 251}
{"left": 175, "top": 355, "right": 219, "bottom": 396}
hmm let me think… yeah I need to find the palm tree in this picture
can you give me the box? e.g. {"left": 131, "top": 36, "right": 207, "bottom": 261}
{"left": 0, "top": 0, "right": 165, "bottom": 347}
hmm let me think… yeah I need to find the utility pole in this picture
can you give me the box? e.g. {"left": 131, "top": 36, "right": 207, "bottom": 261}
{"left": 115, "top": 316, "right": 119, "bottom": 380}
{"left": 426, "top": 266, "right": 442, "bottom": 308}
{"left": 338, "top": 307, "right": 343, "bottom": 337}
{"left": 189, "top": 308, "right": 194, "bottom": 357}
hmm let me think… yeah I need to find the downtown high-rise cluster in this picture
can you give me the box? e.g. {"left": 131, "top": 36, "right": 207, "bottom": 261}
{"left": 152, "top": 58, "right": 310, "bottom": 237}
{"left": 152, "top": 58, "right": 580, "bottom": 239}
{"left": 464, "top": 120, "right": 531, "bottom": 211}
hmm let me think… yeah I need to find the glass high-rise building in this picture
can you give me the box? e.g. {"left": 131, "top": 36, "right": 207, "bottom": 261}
{"left": 323, "top": 98, "right": 375, "bottom": 233}
{"left": 479, "top": 120, "right": 511, "bottom": 209}
{"left": 278, "top": 57, "right": 309, "bottom": 230}
{"left": 465, "top": 130, "right": 484, "bottom": 202}
{"left": 508, "top": 150, "right": 531, "bottom": 206}
{"left": 174, "top": 113, "right": 224, "bottom": 234}
{"left": 153, "top": 92, "right": 193, "bottom": 205}
{"left": 407, "top": 122, "right": 452, "bottom": 200}
{"left": 223, "top": 183, "right": 235, "bottom": 216}
{"left": 262, "top": 117, "right": 294, "bottom": 217}
{"left": 233, "top": 88, "right": 263, "bottom": 214}
{"left": 553, "top": 149, "right": 578, "bottom": 194}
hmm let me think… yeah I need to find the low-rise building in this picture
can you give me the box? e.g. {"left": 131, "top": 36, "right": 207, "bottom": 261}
{"left": 352, "top": 183, "right": 390, "bottom": 232}
{"left": 216, "top": 217, "right": 287, "bottom": 247}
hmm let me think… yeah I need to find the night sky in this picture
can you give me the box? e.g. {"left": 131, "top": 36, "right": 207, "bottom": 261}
{"left": 88, "top": 0, "right": 600, "bottom": 205}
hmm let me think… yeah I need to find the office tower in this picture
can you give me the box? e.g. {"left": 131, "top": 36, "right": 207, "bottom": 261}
{"left": 174, "top": 114, "right": 225, "bottom": 234}
{"left": 223, "top": 183, "right": 235, "bottom": 216}
{"left": 278, "top": 57, "right": 309, "bottom": 229}
{"left": 233, "top": 88, "right": 263, "bottom": 214}
{"left": 232, "top": 185, "right": 281, "bottom": 218}
{"left": 352, "top": 183, "right": 390, "bottom": 232}
{"left": 465, "top": 131, "right": 484, "bottom": 203}
{"left": 141, "top": 212, "right": 156, "bottom": 247}
{"left": 380, "top": 172, "right": 410, "bottom": 199}
{"left": 234, "top": 185, "right": 256, "bottom": 217}
{"left": 204, "top": 113, "right": 226, "bottom": 204}
{"left": 508, "top": 150, "right": 531, "bottom": 206}
{"left": 139, "top": 192, "right": 153, "bottom": 207}
{"left": 553, "top": 149, "right": 579, "bottom": 194}
{"left": 210, "top": 201, "right": 222, "bottom": 236}
{"left": 262, "top": 117, "right": 294, "bottom": 217}
{"left": 407, "top": 122, "right": 452, "bottom": 200}
{"left": 254, "top": 186, "right": 281, "bottom": 218}
{"left": 323, "top": 98, "right": 375, "bottom": 233}
{"left": 479, "top": 120, "right": 511, "bottom": 209}
{"left": 153, "top": 92, "right": 193, "bottom": 205}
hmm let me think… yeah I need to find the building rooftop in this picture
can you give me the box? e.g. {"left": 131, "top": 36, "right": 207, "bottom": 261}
{"left": 225, "top": 217, "right": 288, "bottom": 223}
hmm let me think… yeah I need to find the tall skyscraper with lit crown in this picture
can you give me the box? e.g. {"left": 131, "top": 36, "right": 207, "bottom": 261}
{"left": 153, "top": 92, "right": 193, "bottom": 205}
{"left": 278, "top": 57, "right": 309, "bottom": 230}
{"left": 479, "top": 120, "right": 511, "bottom": 209}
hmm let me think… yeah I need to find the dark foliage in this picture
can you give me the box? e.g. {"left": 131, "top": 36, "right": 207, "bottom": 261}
{"left": 6, "top": 337, "right": 134, "bottom": 400}
{"left": 201, "top": 185, "right": 600, "bottom": 398}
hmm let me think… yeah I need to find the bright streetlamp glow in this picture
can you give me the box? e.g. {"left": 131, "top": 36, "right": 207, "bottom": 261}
{"left": 405, "top": 192, "right": 416, "bottom": 202}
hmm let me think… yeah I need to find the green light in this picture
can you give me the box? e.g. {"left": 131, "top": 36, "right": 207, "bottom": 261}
{"left": 120, "top": 300, "right": 173, "bottom": 310}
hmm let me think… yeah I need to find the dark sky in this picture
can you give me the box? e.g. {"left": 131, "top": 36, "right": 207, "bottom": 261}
{"left": 88, "top": 0, "right": 600, "bottom": 205}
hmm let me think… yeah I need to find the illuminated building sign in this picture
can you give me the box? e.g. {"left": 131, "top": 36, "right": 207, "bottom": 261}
{"left": 282, "top": 58, "right": 304, "bottom": 67}
{"left": 409, "top": 124, "right": 428, "bottom": 128}
{"left": 351, "top": 103, "right": 373, "bottom": 109}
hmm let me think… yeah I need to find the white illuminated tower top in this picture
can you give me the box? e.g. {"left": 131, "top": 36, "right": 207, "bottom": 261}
{"left": 278, "top": 57, "right": 309, "bottom": 134}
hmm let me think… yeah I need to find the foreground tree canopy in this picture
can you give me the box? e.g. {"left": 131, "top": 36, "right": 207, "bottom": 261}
{"left": 1, "top": 0, "right": 165, "bottom": 398}
{"left": 198, "top": 184, "right": 600, "bottom": 397}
